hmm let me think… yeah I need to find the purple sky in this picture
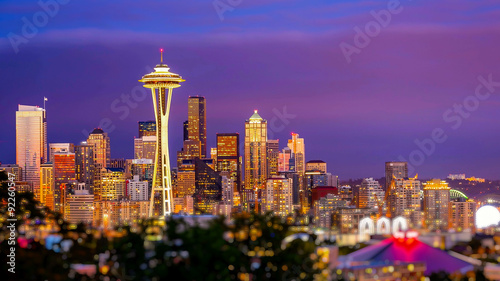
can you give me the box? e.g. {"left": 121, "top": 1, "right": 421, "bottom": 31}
{"left": 1, "top": 0, "right": 500, "bottom": 179}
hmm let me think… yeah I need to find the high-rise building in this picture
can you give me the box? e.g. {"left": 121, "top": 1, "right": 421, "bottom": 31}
{"left": 244, "top": 110, "right": 267, "bottom": 207}
{"left": 449, "top": 198, "right": 476, "bottom": 232}
{"left": 278, "top": 171, "right": 301, "bottom": 206}
{"left": 75, "top": 141, "right": 95, "bottom": 193}
{"left": 139, "top": 54, "right": 185, "bottom": 217}
{"left": 87, "top": 128, "right": 110, "bottom": 170}
{"left": 193, "top": 158, "right": 222, "bottom": 214}
{"left": 385, "top": 162, "right": 408, "bottom": 189}
{"left": 53, "top": 152, "right": 76, "bottom": 212}
{"left": 262, "top": 176, "right": 292, "bottom": 217}
{"left": 266, "top": 139, "right": 280, "bottom": 177}
{"left": 423, "top": 179, "right": 450, "bottom": 231}
{"left": 95, "top": 167, "right": 126, "bottom": 201}
{"left": 49, "top": 143, "right": 75, "bottom": 163}
{"left": 16, "top": 105, "right": 47, "bottom": 198}
{"left": 278, "top": 147, "right": 294, "bottom": 172}
{"left": 387, "top": 176, "right": 422, "bottom": 228}
{"left": 188, "top": 96, "right": 207, "bottom": 158}
{"left": 174, "top": 164, "right": 196, "bottom": 198}
{"left": 358, "top": 178, "right": 384, "bottom": 210}
{"left": 127, "top": 175, "right": 149, "bottom": 201}
{"left": 138, "top": 121, "right": 156, "bottom": 137}
{"left": 134, "top": 136, "right": 157, "bottom": 160}
{"left": 64, "top": 183, "right": 93, "bottom": 224}
{"left": 287, "top": 133, "right": 305, "bottom": 175}
{"left": 40, "top": 163, "right": 54, "bottom": 208}
{"left": 216, "top": 133, "right": 241, "bottom": 193}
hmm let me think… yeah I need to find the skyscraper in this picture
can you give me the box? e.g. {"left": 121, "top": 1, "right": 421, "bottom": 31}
{"left": 53, "top": 152, "right": 76, "bottom": 212}
{"left": 287, "top": 133, "right": 305, "bottom": 175}
{"left": 87, "top": 128, "right": 110, "bottom": 170}
{"left": 138, "top": 121, "right": 156, "bottom": 137}
{"left": 423, "top": 179, "right": 450, "bottom": 231}
{"left": 188, "top": 96, "right": 207, "bottom": 158}
{"left": 262, "top": 176, "right": 292, "bottom": 217}
{"left": 40, "top": 162, "right": 54, "bottom": 209}
{"left": 266, "top": 139, "right": 280, "bottom": 177}
{"left": 139, "top": 53, "right": 184, "bottom": 217}
{"left": 449, "top": 198, "right": 476, "bottom": 232}
{"left": 278, "top": 147, "right": 293, "bottom": 172}
{"left": 244, "top": 110, "right": 267, "bottom": 207}
{"left": 387, "top": 176, "right": 422, "bottom": 228}
{"left": 216, "top": 133, "right": 240, "bottom": 193}
{"left": 95, "top": 167, "right": 126, "bottom": 201}
{"left": 175, "top": 165, "right": 196, "bottom": 198}
{"left": 75, "top": 141, "right": 95, "bottom": 193}
{"left": 64, "top": 183, "right": 93, "bottom": 224}
{"left": 358, "top": 177, "right": 384, "bottom": 210}
{"left": 385, "top": 162, "right": 408, "bottom": 189}
{"left": 16, "top": 105, "right": 47, "bottom": 198}
{"left": 193, "top": 158, "right": 222, "bottom": 214}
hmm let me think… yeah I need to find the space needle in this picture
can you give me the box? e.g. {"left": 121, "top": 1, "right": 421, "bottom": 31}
{"left": 139, "top": 49, "right": 185, "bottom": 217}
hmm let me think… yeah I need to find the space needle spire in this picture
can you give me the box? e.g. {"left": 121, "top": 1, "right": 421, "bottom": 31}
{"left": 139, "top": 49, "right": 185, "bottom": 217}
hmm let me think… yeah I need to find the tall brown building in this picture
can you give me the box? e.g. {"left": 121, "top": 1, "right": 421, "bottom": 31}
{"left": 216, "top": 133, "right": 240, "bottom": 192}
{"left": 87, "top": 128, "right": 110, "bottom": 170}
{"left": 188, "top": 96, "right": 207, "bottom": 158}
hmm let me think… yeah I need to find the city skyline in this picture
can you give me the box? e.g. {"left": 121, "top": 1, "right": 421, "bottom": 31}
{"left": 1, "top": 1, "right": 500, "bottom": 180}
{"left": 2, "top": 1, "right": 500, "bottom": 280}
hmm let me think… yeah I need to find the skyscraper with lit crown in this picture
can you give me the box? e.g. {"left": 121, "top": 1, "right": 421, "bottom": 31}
{"left": 139, "top": 50, "right": 185, "bottom": 217}
{"left": 87, "top": 128, "right": 110, "bottom": 170}
{"left": 423, "top": 179, "right": 450, "bottom": 231}
{"left": 244, "top": 110, "right": 267, "bottom": 209}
